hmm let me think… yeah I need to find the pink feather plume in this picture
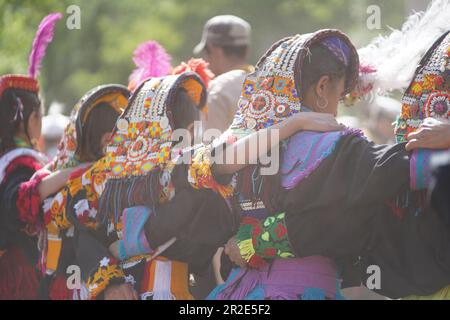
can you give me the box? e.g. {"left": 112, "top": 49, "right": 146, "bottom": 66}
{"left": 28, "top": 12, "right": 63, "bottom": 78}
{"left": 128, "top": 40, "right": 172, "bottom": 91}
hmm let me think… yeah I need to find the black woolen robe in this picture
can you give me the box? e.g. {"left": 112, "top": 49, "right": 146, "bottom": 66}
{"left": 72, "top": 163, "right": 236, "bottom": 290}
{"left": 281, "top": 134, "right": 450, "bottom": 298}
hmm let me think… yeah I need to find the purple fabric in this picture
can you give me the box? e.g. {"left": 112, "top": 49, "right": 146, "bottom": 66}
{"left": 410, "top": 149, "right": 440, "bottom": 190}
{"left": 320, "top": 36, "right": 350, "bottom": 66}
{"left": 122, "top": 206, "right": 153, "bottom": 258}
{"left": 217, "top": 267, "right": 261, "bottom": 300}
{"left": 216, "top": 256, "right": 338, "bottom": 300}
{"left": 281, "top": 128, "right": 362, "bottom": 190}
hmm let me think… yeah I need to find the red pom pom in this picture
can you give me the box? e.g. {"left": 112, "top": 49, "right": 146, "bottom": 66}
{"left": 172, "top": 58, "right": 215, "bottom": 87}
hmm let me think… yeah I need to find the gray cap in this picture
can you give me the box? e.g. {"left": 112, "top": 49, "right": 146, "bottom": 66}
{"left": 193, "top": 15, "right": 251, "bottom": 55}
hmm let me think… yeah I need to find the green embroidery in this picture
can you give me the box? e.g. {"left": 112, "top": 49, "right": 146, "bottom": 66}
{"left": 254, "top": 213, "right": 295, "bottom": 259}
{"left": 14, "top": 137, "right": 32, "bottom": 148}
{"left": 236, "top": 212, "right": 296, "bottom": 266}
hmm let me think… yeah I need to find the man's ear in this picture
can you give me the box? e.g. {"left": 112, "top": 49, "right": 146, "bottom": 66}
{"left": 210, "top": 44, "right": 226, "bottom": 60}
{"left": 315, "top": 75, "right": 330, "bottom": 97}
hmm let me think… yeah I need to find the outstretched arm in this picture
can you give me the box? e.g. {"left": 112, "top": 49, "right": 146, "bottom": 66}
{"left": 213, "top": 112, "right": 344, "bottom": 176}
{"left": 406, "top": 118, "right": 450, "bottom": 151}
{"left": 37, "top": 162, "right": 92, "bottom": 200}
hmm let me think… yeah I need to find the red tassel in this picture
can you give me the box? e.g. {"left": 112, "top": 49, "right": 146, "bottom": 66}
{"left": 0, "top": 246, "right": 41, "bottom": 299}
{"left": 49, "top": 275, "right": 73, "bottom": 300}
{"left": 386, "top": 200, "right": 405, "bottom": 219}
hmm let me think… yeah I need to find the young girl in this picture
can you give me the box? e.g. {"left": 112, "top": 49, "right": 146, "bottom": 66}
{"left": 42, "top": 84, "right": 130, "bottom": 299}
{"left": 0, "top": 13, "right": 88, "bottom": 299}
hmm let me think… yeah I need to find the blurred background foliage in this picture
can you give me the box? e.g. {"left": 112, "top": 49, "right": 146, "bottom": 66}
{"left": 0, "top": 0, "right": 430, "bottom": 112}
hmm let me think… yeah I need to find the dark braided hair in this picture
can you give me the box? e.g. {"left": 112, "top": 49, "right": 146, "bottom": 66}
{"left": 77, "top": 102, "right": 121, "bottom": 162}
{"left": 0, "top": 88, "right": 41, "bottom": 154}
{"left": 171, "top": 88, "right": 200, "bottom": 130}
{"left": 301, "top": 43, "right": 348, "bottom": 91}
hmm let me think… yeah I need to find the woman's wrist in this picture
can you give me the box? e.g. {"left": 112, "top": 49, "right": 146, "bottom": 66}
{"left": 276, "top": 115, "right": 303, "bottom": 141}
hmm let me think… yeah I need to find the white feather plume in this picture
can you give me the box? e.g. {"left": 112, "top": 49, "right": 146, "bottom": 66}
{"left": 358, "top": 0, "right": 450, "bottom": 94}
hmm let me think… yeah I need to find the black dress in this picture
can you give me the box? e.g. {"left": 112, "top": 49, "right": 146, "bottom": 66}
{"left": 280, "top": 134, "right": 450, "bottom": 298}
{"left": 71, "top": 163, "right": 236, "bottom": 298}
{"left": 0, "top": 154, "right": 46, "bottom": 299}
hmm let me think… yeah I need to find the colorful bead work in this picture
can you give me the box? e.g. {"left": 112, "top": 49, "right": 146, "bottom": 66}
{"left": 395, "top": 32, "right": 450, "bottom": 143}
{"left": 105, "top": 73, "right": 206, "bottom": 179}
{"left": 227, "top": 30, "right": 358, "bottom": 134}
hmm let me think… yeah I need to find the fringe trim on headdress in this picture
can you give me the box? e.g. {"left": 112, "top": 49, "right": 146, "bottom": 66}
{"left": 98, "top": 171, "right": 161, "bottom": 225}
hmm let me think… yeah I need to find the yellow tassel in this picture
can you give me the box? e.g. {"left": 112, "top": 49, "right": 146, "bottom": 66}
{"left": 237, "top": 239, "right": 255, "bottom": 262}
{"left": 188, "top": 146, "right": 234, "bottom": 199}
{"left": 403, "top": 285, "right": 450, "bottom": 300}
{"left": 46, "top": 235, "right": 62, "bottom": 273}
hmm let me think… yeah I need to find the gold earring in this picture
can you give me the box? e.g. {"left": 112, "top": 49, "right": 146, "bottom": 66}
{"left": 316, "top": 96, "right": 328, "bottom": 110}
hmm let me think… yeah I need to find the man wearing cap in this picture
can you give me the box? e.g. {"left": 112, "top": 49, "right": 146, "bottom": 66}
{"left": 190, "top": 16, "right": 253, "bottom": 298}
{"left": 194, "top": 15, "right": 254, "bottom": 134}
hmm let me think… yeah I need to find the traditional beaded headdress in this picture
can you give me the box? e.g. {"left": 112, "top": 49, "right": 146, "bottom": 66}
{"left": 225, "top": 29, "right": 358, "bottom": 139}
{"left": 52, "top": 84, "right": 130, "bottom": 170}
{"left": 99, "top": 72, "right": 207, "bottom": 222}
{"left": 0, "top": 75, "right": 40, "bottom": 98}
{"left": 395, "top": 31, "right": 450, "bottom": 143}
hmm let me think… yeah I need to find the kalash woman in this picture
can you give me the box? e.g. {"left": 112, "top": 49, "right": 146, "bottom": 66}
{"left": 41, "top": 84, "right": 129, "bottom": 299}
{"left": 0, "top": 13, "right": 91, "bottom": 299}
{"left": 94, "top": 73, "right": 229, "bottom": 300}
{"left": 185, "top": 29, "right": 363, "bottom": 300}
{"left": 365, "top": 31, "right": 450, "bottom": 299}
{"left": 204, "top": 30, "right": 450, "bottom": 300}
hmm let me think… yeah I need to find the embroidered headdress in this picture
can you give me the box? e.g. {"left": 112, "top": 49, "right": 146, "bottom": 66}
{"left": 224, "top": 29, "right": 358, "bottom": 140}
{"left": 99, "top": 72, "right": 207, "bottom": 223}
{"left": 128, "top": 40, "right": 172, "bottom": 92}
{"left": 394, "top": 31, "right": 450, "bottom": 143}
{"left": 52, "top": 84, "right": 130, "bottom": 170}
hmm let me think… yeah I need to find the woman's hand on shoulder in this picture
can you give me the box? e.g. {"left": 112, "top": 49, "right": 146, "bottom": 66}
{"left": 286, "top": 112, "right": 345, "bottom": 133}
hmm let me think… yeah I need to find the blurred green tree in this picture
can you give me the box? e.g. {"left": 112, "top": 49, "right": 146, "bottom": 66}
{"left": 0, "top": 0, "right": 407, "bottom": 111}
